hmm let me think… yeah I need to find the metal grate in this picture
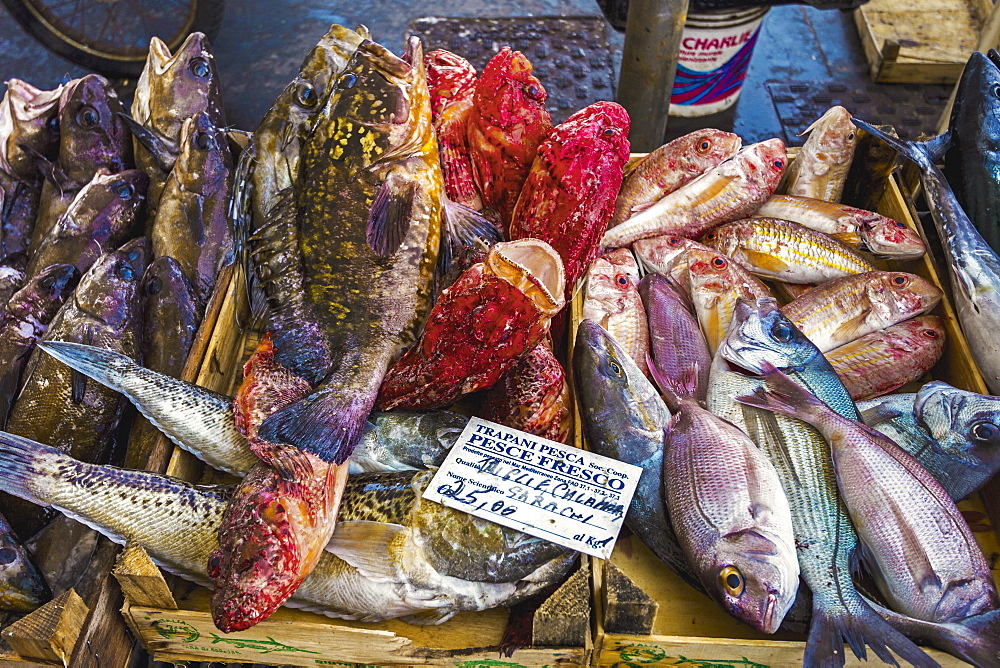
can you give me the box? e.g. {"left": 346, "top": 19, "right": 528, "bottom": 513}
{"left": 407, "top": 17, "right": 617, "bottom": 124}
{"left": 766, "top": 81, "right": 953, "bottom": 145}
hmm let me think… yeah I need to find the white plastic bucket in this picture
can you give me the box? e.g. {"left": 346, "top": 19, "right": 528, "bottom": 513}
{"left": 669, "top": 7, "right": 769, "bottom": 117}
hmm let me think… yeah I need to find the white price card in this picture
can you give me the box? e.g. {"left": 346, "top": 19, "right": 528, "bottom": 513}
{"left": 423, "top": 417, "right": 641, "bottom": 559}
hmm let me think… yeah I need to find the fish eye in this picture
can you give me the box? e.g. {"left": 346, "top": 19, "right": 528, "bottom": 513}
{"left": 188, "top": 57, "right": 211, "bottom": 79}
{"left": 295, "top": 82, "right": 318, "bottom": 108}
{"left": 668, "top": 237, "right": 683, "bottom": 246}
{"left": 609, "top": 359, "right": 624, "bottom": 377}
{"left": 127, "top": 248, "right": 141, "bottom": 262}
{"left": 992, "top": 83, "right": 1000, "bottom": 98}
{"left": 711, "top": 256, "right": 727, "bottom": 269}
{"left": 602, "top": 127, "right": 617, "bottom": 138}
{"left": 891, "top": 274, "right": 911, "bottom": 287}
{"left": 615, "top": 274, "right": 630, "bottom": 287}
{"left": 115, "top": 261, "right": 135, "bottom": 281}
{"left": 771, "top": 321, "right": 794, "bottom": 342}
{"left": 972, "top": 421, "right": 1000, "bottom": 441}
{"left": 719, "top": 566, "right": 745, "bottom": 597}
{"left": 75, "top": 105, "right": 100, "bottom": 128}
{"left": 697, "top": 139, "right": 712, "bottom": 153}
{"left": 0, "top": 548, "right": 17, "bottom": 566}
{"left": 339, "top": 73, "right": 358, "bottom": 89}
{"left": 39, "top": 275, "right": 56, "bottom": 291}
{"left": 704, "top": 231, "right": 717, "bottom": 242}
{"left": 847, "top": 131, "right": 856, "bottom": 141}
{"left": 46, "top": 115, "right": 59, "bottom": 132}
{"left": 921, "top": 329, "right": 939, "bottom": 339}
{"left": 112, "top": 181, "right": 134, "bottom": 199}
{"left": 772, "top": 159, "right": 784, "bottom": 170}
{"left": 892, "top": 220, "right": 907, "bottom": 228}
{"left": 146, "top": 276, "right": 163, "bottom": 296}
{"left": 194, "top": 130, "right": 215, "bottom": 151}
{"left": 524, "top": 83, "right": 542, "bottom": 100}
{"left": 208, "top": 552, "right": 223, "bottom": 578}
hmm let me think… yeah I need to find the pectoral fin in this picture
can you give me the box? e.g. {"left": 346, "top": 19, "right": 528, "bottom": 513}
{"left": 325, "top": 520, "right": 407, "bottom": 584}
{"left": 367, "top": 178, "right": 415, "bottom": 258}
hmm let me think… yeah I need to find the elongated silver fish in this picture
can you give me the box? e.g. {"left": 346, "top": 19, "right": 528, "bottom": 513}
{"left": 0, "top": 430, "right": 574, "bottom": 623}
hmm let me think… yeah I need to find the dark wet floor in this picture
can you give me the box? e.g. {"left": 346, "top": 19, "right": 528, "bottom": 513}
{"left": 0, "top": 0, "right": 953, "bottom": 146}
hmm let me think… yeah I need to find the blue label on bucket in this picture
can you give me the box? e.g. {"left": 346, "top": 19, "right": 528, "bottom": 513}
{"left": 672, "top": 27, "right": 762, "bottom": 107}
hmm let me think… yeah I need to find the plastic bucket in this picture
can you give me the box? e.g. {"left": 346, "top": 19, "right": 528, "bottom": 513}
{"left": 669, "top": 7, "right": 769, "bottom": 117}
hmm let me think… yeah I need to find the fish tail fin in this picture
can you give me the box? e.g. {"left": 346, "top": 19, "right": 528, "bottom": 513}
{"left": 807, "top": 603, "right": 938, "bottom": 668}
{"left": 734, "top": 360, "right": 826, "bottom": 420}
{"left": 852, "top": 119, "right": 933, "bottom": 171}
{"left": 0, "top": 431, "right": 65, "bottom": 508}
{"left": 258, "top": 376, "right": 380, "bottom": 464}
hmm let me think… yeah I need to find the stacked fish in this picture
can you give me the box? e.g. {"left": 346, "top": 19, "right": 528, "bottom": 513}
{"left": 576, "top": 105, "right": 1000, "bottom": 666}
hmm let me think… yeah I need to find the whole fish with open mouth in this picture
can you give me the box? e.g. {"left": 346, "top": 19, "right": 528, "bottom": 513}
{"left": 717, "top": 298, "right": 935, "bottom": 668}
{"left": 0, "top": 431, "right": 574, "bottom": 623}
{"left": 250, "top": 37, "right": 443, "bottom": 464}
{"left": 754, "top": 194, "right": 926, "bottom": 260}
{"left": 30, "top": 75, "right": 131, "bottom": 255}
{"left": 601, "top": 138, "right": 787, "bottom": 250}
{"left": 857, "top": 118, "right": 1000, "bottom": 395}
{"left": 0, "top": 263, "right": 78, "bottom": 428}
{"left": 26, "top": 168, "right": 147, "bottom": 279}
{"left": 127, "top": 32, "right": 225, "bottom": 222}
{"left": 582, "top": 248, "right": 648, "bottom": 376}
{"left": 609, "top": 128, "right": 742, "bottom": 228}
{"left": 152, "top": 111, "right": 233, "bottom": 311}
{"left": 784, "top": 105, "right": 857, "bottom": 203}
{"left": 859, "top": 381, "right": 1000, "bottom": 502}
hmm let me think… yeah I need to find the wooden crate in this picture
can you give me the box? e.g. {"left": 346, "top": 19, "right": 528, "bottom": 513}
{"left": 853, "top": 0, "right": 993, "bottom": 83}
{"left": 585, "top": 169, "right": 1000, "bottom": 666}
{"left": 117, "top": 262, "right": 593, "bottom": 666}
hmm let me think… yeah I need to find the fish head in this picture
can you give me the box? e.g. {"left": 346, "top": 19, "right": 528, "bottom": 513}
{"left": 475, "top": 47, "right": 550, "bottom": 131}
{"left": 632, "top": 235, "right": 705, "bottom": 278}
{"left": 866, "top": 272, "right": 943, "bottom": 325}
{"left": 65, "top": 168, "right": 148, "bottom": 236}
{"left": 0, "top": 514, "right": 49, "bottom": 612}
{"left": 800, "top": 105, "right": 856, "bottom": 163}
{"left": 174, "top": 112, "right": 230, "bottom": 193}
{"left": 425, "top": 49, "right": 477, "bottom": 119}
{"left": 58, "top": 74, "right": 130, "bottom": 184}
{"left": 859, "top": 215, "right": 926, "bottom": 259}
{"left": 8, "top": 263, "right": 78, "bottom": 323}
{"left": 950, "top": 51, "right": 1000, "bottom": 147}
{"left": 73, "top": 238, "right": 148, "bottom": 330}
{"left": 699, "top": 221, "right": 741, "bottom": 257}
{"left": 916, "top": 380, "right": 1000, "bottom": 469}
{"left": 485, "top": 239, "right": 565, "bottom": 316}
{"left": 676, "top": 128, "right": 742, "bottom": 176}
{"left": 719, "top": 297, "right": 820, "bottom": 374}
{"left": 133, "top": 33, "right": 224, "bottom": 143}
{"left": 688, "top": 248, "right": 770, "bottom": 347}
{"left": 557, "top": 101, "right": 631, "bottom": 165}
{"left": 743, "top": 138, "right": 788, "bottom": 191}
{"left": 585, "top": 248, "right": 641, "bottom": 304}
{"left": 0, "top": 78, "right": 63, "bottom": 180}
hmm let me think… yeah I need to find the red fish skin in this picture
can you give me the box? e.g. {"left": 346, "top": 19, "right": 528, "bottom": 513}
{"left": 509, "top": 101, "right": 631, "bottom": 304}
{"left": 480, "top": 339, "right": 572, "bottom": 444}
{"left": 467, "top": 47, "right": 552, "bottom": 230}
{"left": 211, "top": 335, "right": 348, "bottom": 633}
{"left": 426, "top": 50, "right": 484, "bottom": 211}
{"left": 376, "top": 240, "right": 565, "bottom": 411}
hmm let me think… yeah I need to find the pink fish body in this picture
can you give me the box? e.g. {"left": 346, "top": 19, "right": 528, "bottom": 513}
{"left": 466, "top": 47, "right": 552, "bottom": 229}
{"left": 210, "top": 335, "right": 348, "bottom": 632}
{"left": 509, "top": 101, "right": 631, "bottom": 300}
{"left": 426, "top": 50, "right": 483, "bottom": 210}
{"left": 609, "top": 128, "right": 742, "bottom": 227}
{"left": 376, "top": 239, "right": 564, "bottom": 411}
{"left": 582, "top": 248, "right": 648, "bottom": 376}
{"left": 601, "top": 138, "right": 787, "bottom": 249}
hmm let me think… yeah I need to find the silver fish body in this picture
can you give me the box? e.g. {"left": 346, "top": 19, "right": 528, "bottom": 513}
{"left": 785, "top": 105, "right": 857, "bottom": 203}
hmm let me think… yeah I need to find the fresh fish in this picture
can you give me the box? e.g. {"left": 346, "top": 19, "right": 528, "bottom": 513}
{"left": 639, "top": 273, "right": 711, "bottom": 403}
{"left": 858, "top": 118, "right": 1000, "bottom": 395}
{"left": 0, "top": 254, "right": 26, "bottom": 311}
{"left": 466, "top": 47, "right": 552, "bottom": 229}
{"left": 573, "top": 320, "right": 702, "bottom": 593}
{"left": 600, "top": 139, "right": 787, "bottom": 250}
{"left": 213, "top": 335, "right": 348, "bottom": 632}
{"left": 755, "top": 194, "right": 926, "bottom": 260}
{"left": 826, "top": 315, "right": 945, "bottom": 401}
{"left": 30, "top": 75, "right": 131, "bottom": 255}
{"left": 0, "top": 264, "right": 78, "bottom": 428}
{"left": 426, "top": 49, "right": 482, "bottom": 211}
{"left": 376, "top": 239, "right": 564, "bottom": 411}
{"left": 38, "top": 341, "right": 465, "bottom": 477}
{"left": 701, "top": 217, "right": 875, "bottom": 284}
{"left": 739, "top": 363, "right": 999, "bottom": 625}
{"left": 128, "top": 32, "right": 226, "bottom": 222}
{"left": 859, "top": 382, "right": 1000, "bottom": 501}
{"left": 510, "top": 101, "right": 630, "bottom": 305}
{"left": 0, "top": 510, "right": 49, "bottom": 611}
{"left": 0, "top": 180, "right": 41, "bottom": 260}
{"left": 0, "top": 431, "right": 574, "bottom": 622}
{"left": 124, "top": 256, "right": 200, "bottom": 471}
{"left": 687, "top": 247, "right": 772, "bottom": 354}
{"left": 784, "top": 106, "right": 857, "bottom": 202}
{"left": 582, "top": 248, "right": 648, "bottom": 376}
{"left": 152, "top": 111, "right": 233, "bottom": 311}
{"left": 609, "top": 129, "right": 742, "bottom": 227}
{"left": 781, "top": 270, "right": 942, "bottom": 353}
{"left": 718, "top": 298, "right": 934, "bottom": 668}
{"left": 662, "top": 391, "right": 798, "bottom": 634}
{"left": 631, "top": 234, "right": 714, "bottom": 299}
{"left": 26, "top": 168, "right": 147, "bottom": 279}
{"left": 252, "top": 37, "right": 443, "bottom": 463}
{"left": 480, "top": 339, "right": 572, "bottom": 444}
{"left": 0, "top": 79, "right": 63, "bottom": 182}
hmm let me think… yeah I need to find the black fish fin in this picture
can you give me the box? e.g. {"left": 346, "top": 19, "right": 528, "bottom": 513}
{"left": 70, "top": 369, "right": 87, "bottom": 405}
{"left": 0, "top": 364, "right": 22, "bottom": 428}
{"left": 921, "top": 131, "right": 952, "bottom": 163}
{"left": 18, "top": 143, "right": 70, "bottom": 192}
{"left": 853, "top": 119, "right": 933, "bottom": 170}
{"left": 117, "top": 113, "right": 174, "bottom": 173}
{"left": 805, "top": 601, "right": 938, "bottom": 668}
{"left": 367, "top": 178, "right": 415, "bottom": 258}
{"left": 325, "top": 520, "right": 407, "bottom": 583}
{"left": 859, "top": 403, "right": 903, "bottom": 428}
{"left": 184, "top": 193, "right": 206, "bottom": 245}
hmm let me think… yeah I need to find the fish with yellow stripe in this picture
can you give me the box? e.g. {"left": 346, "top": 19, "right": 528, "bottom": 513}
{"left": 700, "top": 217, "right": 875, "bottom": 285}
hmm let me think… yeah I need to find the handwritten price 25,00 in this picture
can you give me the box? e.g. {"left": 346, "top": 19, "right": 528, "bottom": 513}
{"left": 436, "top": 479, "right": 517, "bottom": 518}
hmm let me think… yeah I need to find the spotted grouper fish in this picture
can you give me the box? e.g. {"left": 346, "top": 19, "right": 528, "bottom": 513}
{"left": 251, "top": 37, "right": 443, "bottom": 463}
{"left": 210, "top": 335, "right": 349, "bottom": 632}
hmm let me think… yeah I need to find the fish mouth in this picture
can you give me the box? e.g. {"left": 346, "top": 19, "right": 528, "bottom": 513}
{"left": 760, "top": 592, "right": 781, "bottom": 634}
{"left": 989, "top": 48, "right": 1000, "bottom": 71}
{"left": 487, "top": 239, "right": 566, "bottom": 315}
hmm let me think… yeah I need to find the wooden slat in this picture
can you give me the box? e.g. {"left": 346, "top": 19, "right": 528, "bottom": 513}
{"left": 2, "top": 590, "right": 89, "bottom": 666}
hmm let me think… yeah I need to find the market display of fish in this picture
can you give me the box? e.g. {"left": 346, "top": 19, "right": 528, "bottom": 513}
{"left": 582, "top": 248, "right": 648, "bottom": 375}
{"left": 784, "top": 105, "right": 856, "bottom": 203}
